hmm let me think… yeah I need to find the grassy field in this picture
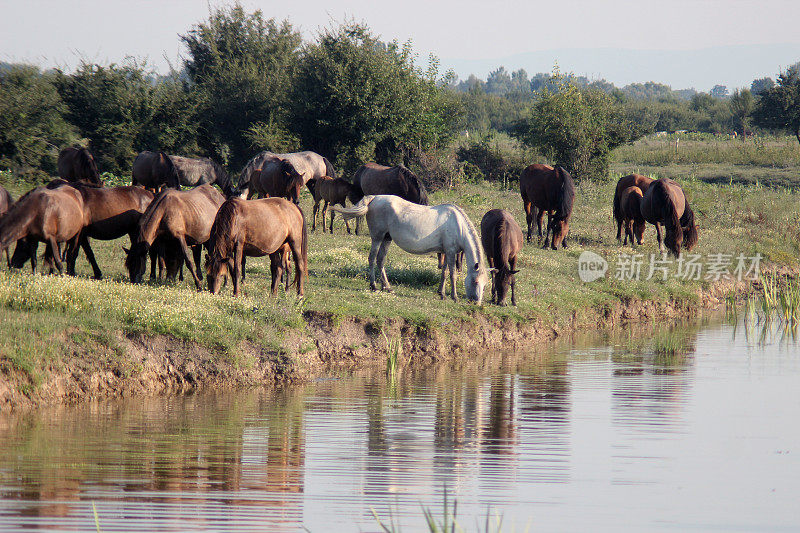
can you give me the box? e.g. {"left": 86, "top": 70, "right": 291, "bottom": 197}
{"left": 1, "top": 153, "right": 800, "bottom": 384}
{"left": 612, "top": 133, "right": 800, "bottom": 188}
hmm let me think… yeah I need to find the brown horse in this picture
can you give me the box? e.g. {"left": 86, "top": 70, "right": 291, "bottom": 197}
{"left": 49, "top": 182, "right": 156, "bottom": 279}
{"left": 245, "top": 161, "right": 305, "bottom": 204}
{"left": 239, "top": 151, "right": 337, "bottom": 194}
{"left": 640, "top": 178, "right": 699, "bottom": 257}
{"left": 481, "top": 209, "right": 523, "bottom": 306}
{"left": 613, "top": 174, "right": 654, "bottom": 242}
{"left": 307, "top": 176, "right": 353, "bottom": 233}
{"left": 125, "top": 184, "right": 225, "bottom": 288}
{"left": 349, "top": 163, "right": 428, "bottom": 235}
{"left": 206, "top": 197, "right": 307, "bottom": 297}
{"left": 0, "top": 185, "right": 85, "bottom": 274}
{"left": 57, "top": 147, "right": 103, "bottom": 186}
{"left": 619, "top": 186, "right": 646, "bottom": 247}
{"left": 519, "top": 164, "right": 575, "bottom": 249}
{"left": 0, "top": 185, "right": 13, "bottom": 267}
{"left": 131, "top": 151, "right": 181, "bottom": 192}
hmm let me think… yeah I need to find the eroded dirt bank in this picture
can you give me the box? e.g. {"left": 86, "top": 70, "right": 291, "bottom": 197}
{"left": 0, "top": 277, "right": 748, "bottom": 411}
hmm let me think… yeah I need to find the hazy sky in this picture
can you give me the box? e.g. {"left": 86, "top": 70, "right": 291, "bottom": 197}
{"left": 2, "top": 0, "right": 799, "bottom": 90}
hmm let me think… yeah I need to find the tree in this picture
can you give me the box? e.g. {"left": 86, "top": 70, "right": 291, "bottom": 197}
{"left": 710, "top": 84, "right": 729, "bottom": 98}
{"left": 512, "top": 69, "right": 645, "bottom": 179}
{"left": 486, "top": 66, "right": 512, "bottom": 95}
{"left": 181, "top": 5, "right": 302, "bottom": 168}
{"left": 291, "top": 23, "right": 461, "bottom": 173}
{"left": 728, "top": 88, "right": 754, "bottom": 136}
{"left": 753, "top": 64, "right": 800, "bottom": 146}
{"left": 750, "top": 77, "right": 775, "bottom": 96}
{"left": 0, "top": 66, "right": 75, "bottom": 176}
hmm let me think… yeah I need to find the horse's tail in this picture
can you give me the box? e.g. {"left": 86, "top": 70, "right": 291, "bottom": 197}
{"left": 613, "top": 188, "right": 623, "bottom": 238}
{"left": 208, "top": 199, "right": 241, "bottom": 261}
{"left": 681, "top": 200, "right": 699, "bottom": 250}
{"left": 322, "top": 156, "right": 337, "bottom": 180}
{"left": 331, "top": 195, "right": 375, "bottom": 220}
{"left": 555, "top": 166, "right": 575, "bottom": 222}
{"left": 400, "top": 165, "right": 428, "bottom": 205}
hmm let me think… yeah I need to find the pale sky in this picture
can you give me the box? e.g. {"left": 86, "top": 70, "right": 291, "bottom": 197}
{"left": 2, "top": 0, "right": 799, "bottom": 90}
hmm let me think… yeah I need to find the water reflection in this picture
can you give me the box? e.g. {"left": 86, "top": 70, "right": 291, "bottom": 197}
{"left": 0, "top": 316, "right": 798, "bottom": 531}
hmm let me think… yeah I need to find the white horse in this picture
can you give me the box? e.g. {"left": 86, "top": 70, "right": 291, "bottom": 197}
{"left": 334, "top": 195, "right": 489, "bottom": 303}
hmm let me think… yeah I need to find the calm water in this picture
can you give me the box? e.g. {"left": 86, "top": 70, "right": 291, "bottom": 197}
{"left": 0, "top": 318, "right": 799, "bottom": 532}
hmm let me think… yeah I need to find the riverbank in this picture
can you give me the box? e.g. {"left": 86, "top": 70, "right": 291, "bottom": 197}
{"left": 0, "top": 174, "right": 798, "bottom": 410}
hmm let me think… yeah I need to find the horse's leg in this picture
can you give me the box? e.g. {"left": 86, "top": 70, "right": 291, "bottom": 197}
{"left": 355, "top": 216, "right": 361, "bottom": 236}
{"left": 448, "top": 254, "right": 458, "bottom": 302}
{"left": 4, "top": 249, "right": 9, "bottom": 269}
{"left": 655, "top": 223, "right": 664, "bottom": 252}
{"left": 232, "top": 242, "right": 243, "bottom": 297}
{"left": 488, "top": 257, "right": 496, "bottom": 304}
{"left": 438, "top": 260, "right": 447, "bottom": 300}
{"left": 241, "top": 255, "right": 247, "bottom": 283}
{"left": 269, "top": 251, "right": 282, "bottom": 296}
{"left": 523, "top": 198, "right": 533, "bottom": 243}
{"left": 368, "top": 238, "right": 381, "bottom": 291}
{"left": 193, "top": 245, "right": 202, "bottom": 280}
{"left": 328, "top": 202, "right": 336, "bottom": 234}
{"left": 80, "top": 236, "right": 103, "bottom": 279}
{"left": 510, "top": 257, "right": 518, "bottom": 306}
{"left": 312, "top": 200, "right": 319, "bottom": 232}
{"left": 177, "top": 236, "right": 203, "bottom": 290}
{"left": 542, "top": 213, "right": 552, "bottom": 249}
{"left": 287, "top": 238, "right": 305, "bottom": 297}
{"left": 29, "top": 240, "right": 38, "bottom": 273}
{"left": 47, "top": 237, "right": 64, "bottom": 275}
{"left": 342, "top": 203, "right": 351, "bottom": 234}
{"left": 376, "top": 237, "right": 393, "bottom": 293}
{"left": 536, "top": 209, "right": 546, "bottom": 241}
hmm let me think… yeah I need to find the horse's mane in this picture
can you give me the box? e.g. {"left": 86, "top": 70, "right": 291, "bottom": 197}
{"left": 159, "top": 151, "right": 181, "bottom": 189}
{"left": 205, "top": 158, "right": 232, "bottom": 193}
{"left": 208, "top": 198, "right": 241, "bottom": 261}
{"left": 554, "top": 166, "right": 575, "bottom": 222}
{"left": 136, "top": 189, "right": 172, "bottom": 244}
{"left": 323, "top": 156, "right": 338, "bottom": 180}
{"left": 681, "top": 200, "right": 698, "bottom": 250}
{"left": 398, "top": 165, "right": 428, "bottom": 205}
{"left": 76, "top": 148, "right": 101, "bottom": 183}
{"left": 449, "top": 203, "right": 485, "bottom": 274}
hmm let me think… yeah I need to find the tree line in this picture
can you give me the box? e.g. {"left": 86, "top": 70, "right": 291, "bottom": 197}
{"left": 1, "top": 4, "right": 798, "bottom": 183}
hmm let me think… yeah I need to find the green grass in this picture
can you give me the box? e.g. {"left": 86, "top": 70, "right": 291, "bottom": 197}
{"left": 2, "top": 152, "right": 800, "bottom": 386}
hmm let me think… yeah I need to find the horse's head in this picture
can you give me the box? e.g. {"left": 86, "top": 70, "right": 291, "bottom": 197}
{"left": 206, "top": 252, "right": 232, "bottom": 295}
{"left": 550, "top": 217, "right": 570, "bottom": 250}
{"left": 664, "top": 226, "right": 683, "bottom": 258}
{"left": 491, "top": 263, "right": 520, "bottom": 306}
{"left": 281, "top": 160, "right": 304, "bottom": 204}
{"left": 80, "top": 148, "right": 103, "bottom": 186}
{"left": 124, "top": 241, "right": 150, "bottom": 283}
{"left": 465, "top": 261, "right": 489, "bottom": 304}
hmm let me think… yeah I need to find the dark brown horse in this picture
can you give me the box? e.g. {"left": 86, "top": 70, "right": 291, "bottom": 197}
{"left": 245, "top": 161, "right": 305, "bottom": 204}
{"left": 125, "top": 184, "right": 225, "bottom": 288}
{"left": 481, "top": 209, "right": 523, "bottom": 306}
{"left": 640, "top": 178, "right": 699, "bottom": 257}
{"left": 519, "top": 164, "right": 575, "bottom": 249}
{"left": 206, "top": 197, "right": 307, "bottom": 297}
{"left": 307, "top": 176, "right": 354, "bottom": 233}
{"left": 619, "top": 186, "right": 646, "bottom": 247}
{"left": 349, "top": 163, "right": 428, "bottom": 235}
{"left": 131, "top": 151, "right": 181, "bottom": 192}
{"left": 613, "top": 174, "right": 654, "bottom": 242}
{"left": 0, "top": 185, "right": 13, "bottom": 267}
{"left": 0, "top": 185, "right": 85, "bottom": 274}
{"left": 57, "top": 147, "right": 103, "bottom": 186}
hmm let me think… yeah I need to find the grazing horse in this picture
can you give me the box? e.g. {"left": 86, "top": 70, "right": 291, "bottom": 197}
{"left": 307, "top": 176, "right": 353, "bottom": 233}
{"left": 349, "top": 163, "right": 428, "bottom": 235}
{"left": 206, "top": 197, "right": 307, "bottom": 297}
{"left": 57, "top": 147, "right": 103, "bottom": 186}
{"left": 480, "top": 209, "right": 523, "bottom": 306}
{"left": 613, "top": 174, "right": 654, "bottom": 242}
{"left": 0, "top": 185, "right": 85, "bottom": 274}
{"left": 333, "top": 195, "right": 488, "bottom": 303}
{"left": 238, "top": 151, "right": 337, "bottom": 197}
{"left": 619, "top": 186, "right": 646, "bottom": 247}
{"left": 168, "top": 155, "right": 233, "bottom": 195}
{"left": 124, "top": 184, "right": 225, "bottom": 289}
{"left": 640, "top": 178, "right": 699, "bottom": 257}
{"left": 245, "top": 161, "right": 305, "bottom": 204}
{"left": 0, "top": 185, "right": 13, "bottom": 267}
{"left": 46, "top": 182, "right": 155, "bottom": 279}
{"left": 519, "top": 164, "right": 575, "bottom": 249}
{"left": 132, "top": 151, "right": 182, "bottom": 191}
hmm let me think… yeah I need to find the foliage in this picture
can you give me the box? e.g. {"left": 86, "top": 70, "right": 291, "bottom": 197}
{"left": 291, "top": 23, "right": 462, "bottom": 174}
{"left": 753, "top": 64, "right": 800, "bottom": 146}
{"left": 0, "top": 66, "right": 75, "bottom": 177}
{"left": 455, "top": 132, "right": 538, "bottom": 182}
{"left": 729, "top": 89, "right": 754, "bottom": 135}
{"left": 181, "top": 5, "right": 302, "bottom": 167}
{"left": 512, "top": 69, "right": 646, "bottom": 179}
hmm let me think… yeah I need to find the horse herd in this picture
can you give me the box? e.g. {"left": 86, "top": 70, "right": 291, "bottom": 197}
{"left": 0, "top": 146, "right": 699, "bottom": 306}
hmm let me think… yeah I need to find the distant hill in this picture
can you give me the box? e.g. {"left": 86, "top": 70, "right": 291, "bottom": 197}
{"left": 443, "top": 43, "right": 800, "bottom": 93}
